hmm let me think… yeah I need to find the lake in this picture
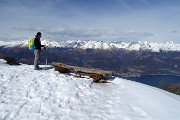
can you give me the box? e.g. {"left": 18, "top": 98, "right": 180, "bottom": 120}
{"left": 124, "top": 75, "right": 180, "bottom": 88}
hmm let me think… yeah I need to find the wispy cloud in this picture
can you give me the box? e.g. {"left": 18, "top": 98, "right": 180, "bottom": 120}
{"left": 11, "top": 25, "right": 154, "bottom": 42}
{"left": 141, "top": 0, "right": 150, "bottom": 5}
{"left": 119, "top": 1, "right": 135, "bottom": 11}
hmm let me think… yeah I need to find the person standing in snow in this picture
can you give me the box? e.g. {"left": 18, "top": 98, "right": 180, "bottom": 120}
{"left": 34, "top": 32, "right": 46, "bottom": 70}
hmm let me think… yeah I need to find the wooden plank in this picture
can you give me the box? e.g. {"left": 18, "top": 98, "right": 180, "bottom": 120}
{"left": 52, "top": 62, "right": 113, "bottom": 76}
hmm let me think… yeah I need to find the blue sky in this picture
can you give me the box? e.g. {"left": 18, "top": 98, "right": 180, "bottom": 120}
{"left": 0, "top": 0, "right": 180, "bottom": 43}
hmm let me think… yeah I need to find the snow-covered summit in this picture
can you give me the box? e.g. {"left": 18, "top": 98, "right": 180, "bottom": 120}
{"left": 0, "top": 40, "right": 180, "bottom": 52}
{"left": 0, "top": 60, "right": 180, "bottom": 120}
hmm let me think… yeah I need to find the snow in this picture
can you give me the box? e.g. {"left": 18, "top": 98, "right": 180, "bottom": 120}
{"left": 0, "top": 40, "right": 180, "bottom": 52}
{"left": 0, "top": 60, "right": 180, "bottom": 120}
{"left": 0, "top": 59, "right": 6, "bottom": 65}
{"left": 0, "top": 40, "right": 28, "bottom": 48}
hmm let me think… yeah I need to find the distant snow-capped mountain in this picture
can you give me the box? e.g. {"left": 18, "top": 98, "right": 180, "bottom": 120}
{"left": 0, "top": 40, "right": 180, "bottom": 52}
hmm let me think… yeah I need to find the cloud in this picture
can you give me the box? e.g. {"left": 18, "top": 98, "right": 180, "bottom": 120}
{"left": 17, "top": 26, "right": 109, "bottom": 40}
{"left": 114, "top": 30, "right": 154, "bottom": 42}
{"left": 141, "top": 0, "right": 150, "bottom": 5}
{"left": 172, "top": 31, "right": 178, "bottom": 33}
{"left": 12, "top": 25, "right": 154, "bottom": 42}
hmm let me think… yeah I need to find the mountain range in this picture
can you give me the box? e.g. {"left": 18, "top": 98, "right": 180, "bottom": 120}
{"left": 1, "top": 40, "right": 180, "bottom": 52}
{"left": 0, "top": 40, "right": 180, "bottom": 77}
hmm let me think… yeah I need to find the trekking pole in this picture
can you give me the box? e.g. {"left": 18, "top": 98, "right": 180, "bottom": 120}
{"left": 45, "top": 47, "right": 47, "bottom": 70}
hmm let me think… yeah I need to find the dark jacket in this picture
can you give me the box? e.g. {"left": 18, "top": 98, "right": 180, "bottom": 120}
{"left": 34, "top": 37, "right": 44, "bottom": 50}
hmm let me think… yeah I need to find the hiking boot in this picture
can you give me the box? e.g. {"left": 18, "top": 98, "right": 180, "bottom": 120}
{"left": 34, "top": 66, "right": 42, "bottom": 70}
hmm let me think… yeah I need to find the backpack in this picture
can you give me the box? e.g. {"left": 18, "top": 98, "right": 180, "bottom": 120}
{"left": 28, "top": 38, "right": 35, "bottom": 50}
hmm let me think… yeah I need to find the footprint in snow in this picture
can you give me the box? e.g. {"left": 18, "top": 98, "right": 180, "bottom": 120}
{"left": 130, "top": 105, "right": 147, "bottom": 117}
{"left": 0, "top": 74, "right": 4, "bottom": 79}
{"left": 81, "top": 89, "right": 91, "bottom": 96}
{"left": 123, "top": 117, "right": 132, "bottom": 120}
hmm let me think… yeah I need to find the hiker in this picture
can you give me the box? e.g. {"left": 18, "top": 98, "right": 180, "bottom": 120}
{"left": 34, "top": 32, "right": 47, "bottom": 70}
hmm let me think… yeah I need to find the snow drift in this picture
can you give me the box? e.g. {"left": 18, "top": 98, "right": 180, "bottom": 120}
{"left": 0, "top": 59, "right": 180, "bottom": 120}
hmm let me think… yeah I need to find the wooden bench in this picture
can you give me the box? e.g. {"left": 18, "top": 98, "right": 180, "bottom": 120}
{"left": 52, "top": 62, "right": 114, "bottom": 82}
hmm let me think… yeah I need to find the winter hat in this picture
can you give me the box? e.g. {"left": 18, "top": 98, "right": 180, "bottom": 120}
{"left": 36, "top": 32, "right": 42, "bottom": 37}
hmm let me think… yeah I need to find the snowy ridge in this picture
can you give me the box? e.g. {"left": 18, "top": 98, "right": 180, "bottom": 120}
{"left": 0, "top": 60, "right": 180, "bottom": 120}
{"left": 0, "top": 40, "right": 180, "bottom": 52}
